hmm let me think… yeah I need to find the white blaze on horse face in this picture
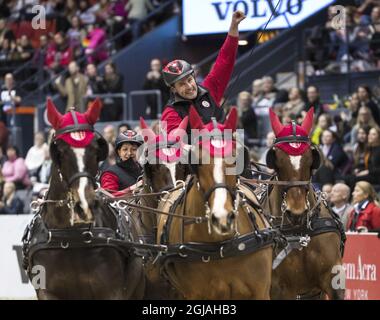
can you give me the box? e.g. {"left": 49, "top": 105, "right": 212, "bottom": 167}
{"left": 72, "top": 148, "right": 90, "bottom": 221}
{"left": 289, "top": 155, "right": 302, "bottom": 171}
{"left": 165, "top": 161, "right": 177, "bottom": 186}
{"left": 211, "top": 157, "right": 228, "bottom": 219}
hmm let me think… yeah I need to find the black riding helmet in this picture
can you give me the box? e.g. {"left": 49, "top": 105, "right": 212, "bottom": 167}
{"left": 162, "top": 59, "right": 194, "bottom": 87}
{"left": 115, "top": 130, "right": 144, "bottom": 151}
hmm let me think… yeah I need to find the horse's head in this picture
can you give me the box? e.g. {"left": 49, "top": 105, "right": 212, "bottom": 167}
{"left": 189, "top": 107, "right": 239, "bottom": 235}
{"left": 139, "top": 116, "right": 188, "bottom": 192}
{"left": 47, "top": 99, "right": 108, "bottom": 224}
{"left": 266, "top": 108, "right": 321, "bottom": 215}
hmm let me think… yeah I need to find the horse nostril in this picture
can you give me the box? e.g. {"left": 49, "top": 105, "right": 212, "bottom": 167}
{"left": 227, "top": 212, "right": 235, "bottom": 224}
{"left": 211, "top": 215, "right": 218, "bottom": 226}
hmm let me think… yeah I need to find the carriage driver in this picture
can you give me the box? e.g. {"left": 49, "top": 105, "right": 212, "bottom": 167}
{"left": 100, "top": 130, "right": 144, "bottom": 196}
{"left": 161, "top": 11, "right": 253, "bottom": 178}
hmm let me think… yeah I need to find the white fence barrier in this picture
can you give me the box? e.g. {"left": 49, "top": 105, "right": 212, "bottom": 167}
{"left": 0, "top": 215, "right": 36, "bottom": 299}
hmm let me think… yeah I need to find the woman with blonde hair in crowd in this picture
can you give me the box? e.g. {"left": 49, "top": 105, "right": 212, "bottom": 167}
{"left": 350, "top": 106, "right": 379, "bottom": 145}
{"left": 347, "top": 181, "right": 380, "bottom": 232}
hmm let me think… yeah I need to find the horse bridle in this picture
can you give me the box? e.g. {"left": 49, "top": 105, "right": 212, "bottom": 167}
{"left": 54, "top": 110, "right": 98, "bottom": 189}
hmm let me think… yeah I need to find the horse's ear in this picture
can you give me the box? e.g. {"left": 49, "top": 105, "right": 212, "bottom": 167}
{"left": 224, "top": 107, "right": 238, "bottom": 132}
{"left": 302, "top": 107, "right": 314, "bottom": 135}
{"left": 143, "top": 163, "right": 153, "bottom": 182}
{"left": 47, "top": 98, "right": 63, "bottom": 129}
{"left": 96, "top": 133, "right": 109, "bottom": 162}
{"left": 189, "top": 106, "right": 204, "bottom": 130}
{"left": 170, "top": 116, "right": 188, "bottom": 142}
{"left": 85, "top": 98, "right": 102, "bottom": 125}
{"left": 140, "top": 117, "right": 156, "bottom": 143}
{"left": 269, "top": 108, "right": 284, "bottom": 136}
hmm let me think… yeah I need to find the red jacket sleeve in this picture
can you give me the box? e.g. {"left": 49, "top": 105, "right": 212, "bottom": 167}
{"left": 161, "top": 106, "right": 183, "bottom": 134}
{"left": 202, "top": 35, "right": 238, "bottom": 105}
{"left": 370, "top": 205, "right": 380, "bottom": 230}
{"left": 100, "top": 172, "right": 119, "bottom": 194}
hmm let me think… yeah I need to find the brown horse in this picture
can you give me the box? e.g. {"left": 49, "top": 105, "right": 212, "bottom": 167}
{"left": 22, "top": 99, "right": 145, "bottom": 299}
{"left": 154, "top": 107, "right": 276, "bottom": 299}
{"left": 264, "top": 108, "right": 345, "bottom": 300}
{"left": 116, "top": 116, "right": 191, "bottom": 299}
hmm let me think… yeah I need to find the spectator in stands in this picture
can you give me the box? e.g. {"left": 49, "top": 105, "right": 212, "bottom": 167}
{"left": 67, "top": 15, "right": 83, "bottom": 45}
{"left": 342, "top": 93, "right": 361, "bottom": 142}
{"left": 330, "top": 183, "right": 353, "bottom": 230}
{"left": 281, "top": 87, "right": 305, "bottom": 120}
{"left": 311, "top": 113, "right": 334, "bottom": 145}
{"left": 103, "top": 124, "right": 116, "bottom": 145}
{"left": 322, "top": 183, "right": 333, "bottom": 204}
{"left": 0, "top": 73, "right": 22, "bottom": 122}
{"left": 84, "top": 23, "right": 108, "bottom": 64}
{"left": 64, "top": 0, "right": 78, "bottom": 22}
{"left": 369, "top": 6, "right": 380, "bottom": 67}
{"left": 55, "top": 61, "right": 89, "bottom": 112}
{"left": 251, "top": 79, "right": 263, "bottom": 107}
{"left": 236, "top": 91, "right": 257, "bottom": 147}
{"left": 32, "top": 34, "right": 50, "bottom": 68}
{"left": 100, "top": 62, "right": 124, "bottom": 121}
{"left": 321, "top": 129, "right": 349, "bottom": 172}
{"left": 100, "top": 130, "right": 143, "bottom": 196}
{"left": 125, "top": 0, "right": 154, "bottom": 40}
{"left": 350, "top": 105, "right": 379, "bottom": 145}
{"left": 314, "top": 129, "right": 348, "bottom": 186}
{"left": 305, "top": 24, "right": 332, "bottom": 75}
{"left": 358, "top": 0, "right": 380, "bottom": 24}
{"left": 86, "top": 63, "right": 103, "bottom": 95}
{"left": 143, "top": 58, "right": 170, "bottom": 119}
{"left": 357, "top": 85, "right": 380, "bottom": 125}
{"left": 67, "top": 15, "right": 84, "bottom": 60}
{"left": 347, "top": 181, "right": 380, "bottom": 232}
{"left": 255, "top": 76, "right": 279, "bottom": 111}
{"left": 0, "top": 18, "right": 14, "bottom": 47}
{"left": 118, "top": 122, "right": 132, "bottom": 134}
{"left": 304, "top": 85, "right": 327, "bottom": 118}
{"left": 350, "top": 127, "right": 380, "bottom": 185}
{"left": 45, "top": 32, "right": 73, "bottom": 76}
{"left": 352, "top": 125, "right": 371, "bottom": 174}
{"left": 0, "top": 38, "right": 16, "bottom": 63}
{"left": 78, "top": 0, "right": 96, "bottom": 26}
{"left": 2, "top": 145, "right": 30, "bottom": 190}
{"left": 30, "top": 147, "right": 51, "bottom": 197}
{"left": 15, "top": 34, "right": 34, "bottom": 63}
{"left": 25, "top": 132, "right": 48, "bottom": 176}
{"left": 0, "top": 181, "right": 24, "bottom": 214}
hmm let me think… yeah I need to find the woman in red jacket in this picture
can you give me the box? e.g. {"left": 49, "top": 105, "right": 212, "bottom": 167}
{"left": 347, "top": 181, "right": 380, "bottom": 232}
{"left": 100, "top": 130, "right": 143, "bottom": 196}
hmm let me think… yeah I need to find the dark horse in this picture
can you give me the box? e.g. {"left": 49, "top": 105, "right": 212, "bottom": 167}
{"left": 264, "top": 108, "right": 345, "bottom": 299}
{"left": 22, "top": 99, "right": 145, "bottom": 299}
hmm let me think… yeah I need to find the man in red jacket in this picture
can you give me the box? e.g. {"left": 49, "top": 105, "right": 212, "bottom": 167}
{"left": 161, "top": 10, "right": 246, "bottom": 135}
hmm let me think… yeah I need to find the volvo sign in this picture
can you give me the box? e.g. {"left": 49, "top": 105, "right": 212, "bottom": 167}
{"left": 182, "top": 0, "right": 335, "bottom": 36}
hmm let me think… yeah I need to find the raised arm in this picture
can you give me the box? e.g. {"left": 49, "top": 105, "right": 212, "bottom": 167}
{"left": 202, "top": 11, "right": 246, "bottom": 104}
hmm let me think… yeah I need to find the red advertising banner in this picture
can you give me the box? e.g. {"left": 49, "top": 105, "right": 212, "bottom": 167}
{"left": 343, "top": 232, "right": 380, "bottom": 300}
